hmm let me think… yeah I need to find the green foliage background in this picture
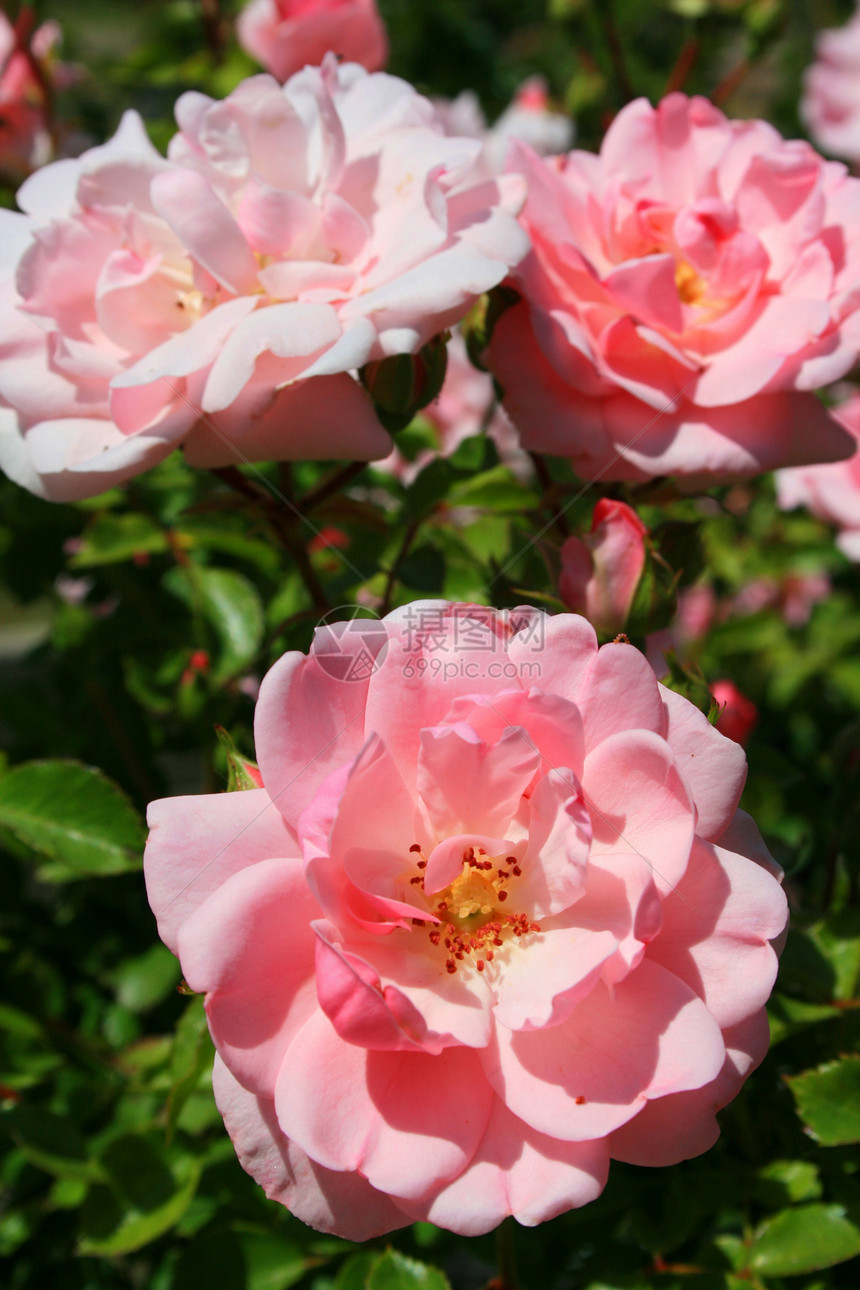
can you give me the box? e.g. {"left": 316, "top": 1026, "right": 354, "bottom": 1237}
{"left": 1, "top": 1, "right": 860, "bottom": 1287}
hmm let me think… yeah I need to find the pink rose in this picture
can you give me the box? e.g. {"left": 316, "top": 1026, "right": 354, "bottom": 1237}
{"left": 777, "top": 393, "right": 860, "bottom": 560}
{"left": 559, "top": 499, "right": 647, "bottom": 633}
{"left": 377, "top": 331, "right": 529, "bottom": 484}
{"left": 237, "top": 0, "right": 387, "bottom": 83}
{"left": 145, "top": 602, "right": 787, "bottom": 1238}
{"left": 711, "top": 680, "right": 758, "bottom": 747}
{"left": 0, "top": 62, "right": 528, "bottom": 501}
{"left": 489, "top": 93, "right": 858, "bottom": 483}
{"left": 801, "top": 6, "right": 860, "bottom": 164}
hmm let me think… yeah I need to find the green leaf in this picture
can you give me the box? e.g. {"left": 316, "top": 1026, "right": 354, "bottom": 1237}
{"left": 808, "top": 909, "right": 860, "bottom": 1000}
{"left": 753, "top": 1161, "right": 823, "bottom": 1206}
{"left": 171, "top": 1225, "right": 308, "bottom": 1290}
{"left": 167, "top": 996, "right": 214, "bottom": 1142}
{"left": 367, "top": 1249, "right": 451, "bottom": 1290}
{"left": 165, "top": 566, "right": 265, "bottom": 680}
{"left": 449, "top": 466, "right": 539, "bottom": 512}
{"left": 4, "top": 1107, "right": 101, "bottom": 1182}
{"left": 767, "top": 992, "right": 841, "bottom": 1045}
{"left": 113, "top": 944, "right": 180, "bottom": 1013}
{"left": 71, "top": 512, "right": 169, "bottom": 567}
{"left": 750, "top": 1204, "right": 860, "bottom": 1276}
{"left": 335, "top": 1252, "right": 383, "bottom": 1290}
{"left": 0, "top": 760, "right": 145, "bottom": 878}
{"left": 79, "top": 1134, "right": 201, "bottom": 1256}
{"left": 787, "top": 1056, "right": 860, "bottom": 1146}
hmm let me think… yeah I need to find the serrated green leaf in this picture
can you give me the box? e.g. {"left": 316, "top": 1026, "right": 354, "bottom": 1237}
{"left": 750, "top": 1204, "right": 860, "bottom": 1276}
{"left": 0, "top": 761, "right": 145, "bottom": 877}
{"left": 787, "top": 1057, "right": 860, "bottom": 1146}
{"left": 367, "top": 1249, "right": 451, "bottom": 1290}
{"left": 79, "top": 1134, "right": 201, "bottom": 1256}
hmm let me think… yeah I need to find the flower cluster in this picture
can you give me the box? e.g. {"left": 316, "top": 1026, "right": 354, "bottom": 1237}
{"left": 145, "top": 604, "right": 787, "bottom": 1238}
{"left": 0, "top": 60, "right": 527, "bottom": 500}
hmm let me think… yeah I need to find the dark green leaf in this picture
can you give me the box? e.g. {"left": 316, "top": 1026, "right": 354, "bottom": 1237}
{"left": 0, "top": 760, "right": 145, "bottom": 877}
{"left": 5, "top": 1107, "right": 101, "bottom": 1182}
{"left": 79, "top": 1134, "right": 201, "bottom": 1256}
{"left": 367, "top": 1249, "right": 451, "bottom": 1290}
{"left": 787, "top": 1056, "right": 860, "bottom": 1146}
{"left": 750, "top": 1204, "right": 860, "bottom": 1276}
{"left": 172, "top": 1225, "right": 308, "bottom": 1290}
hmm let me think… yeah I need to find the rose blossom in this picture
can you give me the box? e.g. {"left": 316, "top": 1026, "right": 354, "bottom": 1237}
{"left": 777, "top": 393, "right": 860, "bottom": 560}
{"left": 144, "top": 602, "right": 787, "bottom": 1238}
{"left": 559, "top": 499, "right": 647, "bottom": 634}
{"left": 488, "top": 92, "right": 858, "bottom": 483}
{"left": 801, "top": 5, "right": 860, "bottom": 165}
{"left": 0, "top": 60, "right": 528, "bottom": 501}
{"left": 236, "top": 0, "right": 387, "bottom": 84}
{"left": 711, "top": 680, "right": 758, "bottom": 748}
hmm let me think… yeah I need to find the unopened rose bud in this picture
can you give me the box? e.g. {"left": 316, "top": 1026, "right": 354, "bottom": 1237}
{"left": 559, "top": 499, "right": 647, "bottom": 634}
{"left": 711, "top": 680, "right": 758, "bottom": 747}
{"left": 361, "top": 334, "right": 449, "bottom": 433}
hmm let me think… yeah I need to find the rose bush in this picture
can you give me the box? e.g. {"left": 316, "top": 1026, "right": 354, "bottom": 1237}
{"left": 488, "top": 92, "right": 859, "bottom": 482}
{"left": 0, "top": 61, "right": 528, "bottom": 501}
{"left": 801, "top": 4, "right": 860, "bottom": 164}
{"left": 559, "top": 499, "right": 647, "bottom": 633}
{"left": 145, "top": 602, "right": 787, "bottom": 1238}
{"left": 237, "top": 0, "right": 388, "bottom": 83}
{"left": 777, "top": 392, "right": 860, "bottom": 560}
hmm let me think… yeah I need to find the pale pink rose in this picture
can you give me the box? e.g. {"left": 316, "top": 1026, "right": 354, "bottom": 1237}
{"left": 0, "top": 62, "right": 528, "bottom": 501}
{"left": 559, "top": 499, "right": 647, "bottom": 633}
{"left": 236, "top": 0, "right": 387, "bottom": 83}
{"left": 489, "top": 93, "right": 858, "bottom": 483}
{"left": 711, "top": 680, "right": 758, "bottom": 747}
{"left": 777, "top": 394, "right": 860, "bottom": 560}
{"left": 376, "top": 332, "right": 529, "bottom": 484}
{"left": 780, "top": 570, "right": 831, "bottom": 626}
{"left": 675, "top": 582, "right": 716, "bottom": 643}
{"left": 145, "top": 602, "right": 787, "bottom": 1238}
{"left": 801, "top": 6, "right": 860, "bottom": 164}
{"left": 435, "top": 77, "right": 573, "bottom": 178}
